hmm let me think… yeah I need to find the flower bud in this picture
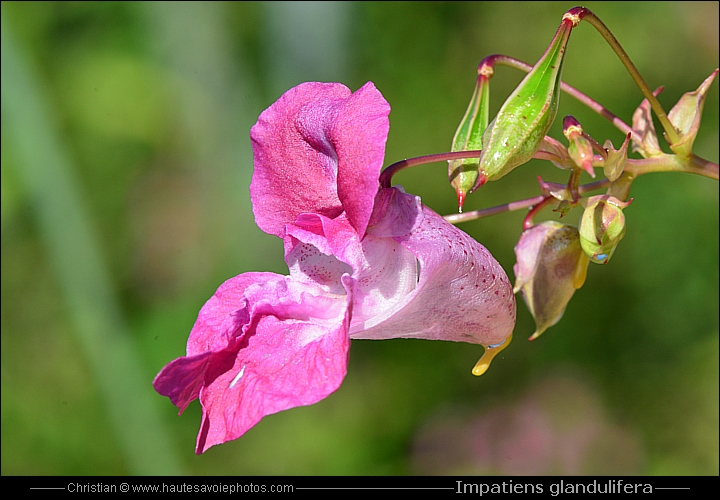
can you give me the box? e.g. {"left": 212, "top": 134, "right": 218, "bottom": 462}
{"left": 631, "top": 88, "right": 663, "bottom": 158}
{"left": 579, "top": 195, "right": 630, "bottom": 264}
{"left": 602, "top": 133, "right": 630, "bottom": 182}
{"left": 537, "top": 136, "right": 575, "bottom": 170}
{"left": 477, "top": 14, "right": 576, "bottom": 184}
{"left": 667, "top": 69, "right": 718, "bottom": 158}
{"left": 513, "top": 221, "right": 589, "bottom": 340}
{"left": 563, "top": 115, "right": 595, "bottom": 177}
{"left": 449, "top": 69, "right": 491, "bottom": 211}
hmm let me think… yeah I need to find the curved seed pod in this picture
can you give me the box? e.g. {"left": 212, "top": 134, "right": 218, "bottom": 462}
{"left": 477, "top": 14, "right": 577, "bottom": 186}
{"left": 449, "top": 68, "right": 491, "bottom": 211}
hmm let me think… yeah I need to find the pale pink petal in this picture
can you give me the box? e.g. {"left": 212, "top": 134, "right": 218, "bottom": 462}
{"left": 250, "top": 82, "right": 390, "bottom": 238}
{"left": 512, "top": 225, "right": 548, "bottom": 293}
{"left": 366, "top": 184, "right": 422, "bottom": 238}
{"left": 350, "top": 232, "right": 419, "bottom": 328}
{"left": 284, "top": 212, "right": 370, "bottom": 284}
{"left": 284, "top": 208, "right": 420, "bottom": 327}
{"left": 350, "top": 188, "right": 516, "bottom": 346}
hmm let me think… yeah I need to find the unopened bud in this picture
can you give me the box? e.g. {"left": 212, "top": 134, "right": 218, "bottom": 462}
{"left": 603, "top": 133, "right": 630, "bottom": 182}
{"left": 513, "top": 221, "right": 589, "bottom": 340}
{"left": 667, "top": 69, "right": 718, "bottom": 158}
{"left": 579, "top": 195, "right": 630, "bottom": 264}
{"left": 563, "top": 115, "right": 595, "bottom": 177}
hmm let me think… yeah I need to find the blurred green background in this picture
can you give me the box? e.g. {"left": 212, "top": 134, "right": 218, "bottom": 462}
{"left": 1, "top": 1, "right": 717, "bottom": 475}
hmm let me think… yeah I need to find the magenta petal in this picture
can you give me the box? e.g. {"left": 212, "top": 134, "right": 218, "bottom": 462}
{"left": 250, "top": 82, "right": 390, "bottom": 238}
{"left": 154, "top": 273, "right": 274, "bottom": 411}
{"left": 285, "top": 212, "right": 365, "bottom": 278}
{"left": 333, "top": 82, "right": 390, "bottom": 236}
{"left": 153, "top": 351, "right": 215, "bottom": 412}
{"left": 195, "top": 278, "right": 351, "bottom": 453}
{"left": 153, "top": 272, "right": 352, "bottom": 454}
{"left": 351, "top": 188, "right": 516, "bottom": 346}
{"left": 186, "top": 272, "right": 277, "bottom": 356}
{"left": 366, "top": 185, "right": 422, "bottom": 238}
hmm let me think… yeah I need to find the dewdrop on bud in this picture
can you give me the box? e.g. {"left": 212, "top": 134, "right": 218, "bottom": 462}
{"left": 579, "top": 195, "right": 630, "bottom": 264}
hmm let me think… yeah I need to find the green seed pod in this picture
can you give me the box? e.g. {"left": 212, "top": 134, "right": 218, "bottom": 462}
{"left": 478, "top": 15, "right": 576, "bottom": 184}
{"left": 513, "top": 221, "right": 589, "bottom": 340}
{"left": 579, "top": 195, "right": 630, "bottom": 264}
{"left": 449, "top": 69, "right": 491, "bottom": 211}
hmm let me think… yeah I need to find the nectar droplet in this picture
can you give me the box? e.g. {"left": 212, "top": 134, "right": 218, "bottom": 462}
{"left": 472, "top": 333, "right": 513, "bottom": 376}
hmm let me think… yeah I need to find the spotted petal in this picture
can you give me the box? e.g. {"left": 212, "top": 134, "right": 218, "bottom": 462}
{"left": 352, "top": 188, "right": 516, "bottom": 346}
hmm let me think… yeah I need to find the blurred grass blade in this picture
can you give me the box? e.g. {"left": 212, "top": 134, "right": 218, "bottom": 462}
{"left": 1, "top": 8, "right": 182, "bottom": 475}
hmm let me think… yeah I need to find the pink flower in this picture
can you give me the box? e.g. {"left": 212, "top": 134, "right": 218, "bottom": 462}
{"left": 153, "top": 82, "right": 515, "bottom": 454}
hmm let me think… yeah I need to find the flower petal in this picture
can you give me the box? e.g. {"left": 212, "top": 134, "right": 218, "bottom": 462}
{"left": 334, "top": 83, "right": 391, "bottom": 236}
{"left": 196, "top": 276, "right": 351, "bottom": 453}
{"left": 350, "top": 188, "right": 516, "bottom": 346}
{"left": 153, "top": 272, "right": 273, "bottom": 411}
{"left": 285, "top": 212, "right": 363, "bottom": 274}
{"left": 186, "top": 272, "right": 273, "bottom": 356}
{"left": 154, "top": 272, "right": 352, "bottom": 454}
{"left": 250, "top": 82, "right": 390, "bottom": 238}
{"left": 366, "top": 184, "right": 422, "bottom": 238}
{"left": 153, "top": 350, "right": 223, "bottom": 413}
{"left": 350, "top": 231, "right": 419, "bottom": 328}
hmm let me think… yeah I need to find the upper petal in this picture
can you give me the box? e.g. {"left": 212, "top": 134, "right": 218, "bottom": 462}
{"left": 350, "top": 188, "right": 516, "bottom": 346}
{"left": 250, "top": 81, "right": 390, "bottom": 238}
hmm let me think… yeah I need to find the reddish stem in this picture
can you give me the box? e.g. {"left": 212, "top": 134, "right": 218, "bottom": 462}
{"left": 379, "top": 150, "right": 481, "bottom": 188}
{"left": 523, "top": 196, "right": 556, "bottom": 230}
